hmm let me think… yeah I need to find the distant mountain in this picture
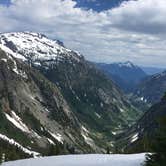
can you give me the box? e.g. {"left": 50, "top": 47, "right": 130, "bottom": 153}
{"left": 136, "top": 71, "right": 166, "bottom": 104}
{"left": 95, "top": 61, "right": 147, "bottom": 93}
{"left": 0, "top": 32, "right": 141, "bottom": 159}
{"left": 141, "top": 66, "right": 165, "bottom": 75}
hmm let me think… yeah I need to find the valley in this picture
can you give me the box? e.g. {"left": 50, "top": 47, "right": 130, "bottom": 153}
{"left": 0, "top": 32, "right": 165, "bottom": 165}
{"left": 0, "top": 0, "right": 166, "bottom": 165}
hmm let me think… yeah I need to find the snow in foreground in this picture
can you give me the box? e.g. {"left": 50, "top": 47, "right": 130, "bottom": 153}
{"left": 2, "top": 153, "right": 146, "bottom": 166}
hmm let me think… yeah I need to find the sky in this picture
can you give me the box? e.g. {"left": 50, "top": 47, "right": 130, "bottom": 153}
{"left": 75, "top": 0, "right": 129, "bottom": 11}
{"left": 0, "top": 0, "right": 166, "bottom": 67}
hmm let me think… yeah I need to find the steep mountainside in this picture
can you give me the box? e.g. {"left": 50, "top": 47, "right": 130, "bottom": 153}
{"left": 117, "top": 94, "right": 166, "bottom": 153}
{"left": 0, "top": 49, "right": 92, "bottom": 156}
{"left": 96, "top": 62, "right": 147, "bottom": 93}
{"left": 136, "top": 71, "right": 166, "bottom": 104}
{"left": 0, "top": 32, "right": 141, "bottom": 156}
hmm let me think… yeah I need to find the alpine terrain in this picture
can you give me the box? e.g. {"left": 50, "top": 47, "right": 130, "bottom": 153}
{"left": 116, "top": 93, "right": 166, "bottom": 154}
{"left": 136, "top": 71, "right": 166, "bottom": 104}
{"left": 0, "top": 32, "right": 141, "bottom": 161}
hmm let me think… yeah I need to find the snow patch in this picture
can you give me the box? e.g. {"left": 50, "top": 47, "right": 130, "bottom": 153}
{"left": 81, "top": 133, "right": 94, "bottom": 146}
{"left": 1, "top": 58, "right": 7, "bottom": 62}
{"left": 95, "top": 113, "right": 101, "bottom": 118}
{"left": 140, "top": 97, "right": 144, "bottom": 101}
{"left": 81, "top": 126, "right": 94, "bottom": 146}
{"left": 48, "top": 131, "right": 63, "bottom": 144}
{"left": 0, "top": 133, "right": 40, "bottom": 157}
{"left": 5, "top": 111, "right": 30, "bottom": 133}
{"left": 5, "top": 111, "right": 41, "bottom": 139}
{"left": 131, "top": 133, "right": 139, "bottom": 143}
{"left": 81, "top": 126, "right": 89, "bottom": 134}
{"left": 112, "top": 131, "right": 117, "bottom": 135}
{"left": 44, "top": 108, "right": 50, "bottom": 112}
{"left": 120, "top": 108, "right": 125, "bottom": 113}
{"left": 47, "top": 138, "right": 55, "bottom": 145}
{"left": 11, "top": 59, "right": 28, "bottom": 79}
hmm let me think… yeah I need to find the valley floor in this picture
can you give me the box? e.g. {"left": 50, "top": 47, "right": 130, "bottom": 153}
{"left": 2, "top": 153, "right": 146, "bottom": 166}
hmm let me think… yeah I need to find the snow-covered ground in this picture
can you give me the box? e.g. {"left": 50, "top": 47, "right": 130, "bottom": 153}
{"left": 2, "top": 153, "right": 146, "bottom": 166}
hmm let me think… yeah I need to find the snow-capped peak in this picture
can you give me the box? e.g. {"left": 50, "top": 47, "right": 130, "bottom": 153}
{"left": 114, "top": 61, "right": 137, "bottom": 68}
{"left": 0, "top": 32, "right": 82, "bottom": 65}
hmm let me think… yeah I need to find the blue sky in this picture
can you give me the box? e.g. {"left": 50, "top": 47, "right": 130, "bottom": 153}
{"left": 0, "top": 0, "right": 127, "bottom": 10}
{"left": 0, "top": 0, "right": 11, "bottom": 5}
{"left": 0, "top": 0, "right": 166, "bottom": 67}
{"left": 75, "top": 0, "right": 128, "bottom": 11}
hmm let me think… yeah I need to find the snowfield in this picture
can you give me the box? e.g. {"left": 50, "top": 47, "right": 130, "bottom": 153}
{"left": 2, "top": 153, "right": 146, "bottom": 166}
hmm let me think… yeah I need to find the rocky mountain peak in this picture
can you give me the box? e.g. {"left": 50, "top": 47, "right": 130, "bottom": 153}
{"left": 0, "top": 32, "right": 82, "bottom": 66}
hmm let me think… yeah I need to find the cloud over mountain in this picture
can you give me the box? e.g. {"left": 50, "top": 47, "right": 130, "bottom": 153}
{"left": 0, "top": 0, "right": 166, "bottom": 67}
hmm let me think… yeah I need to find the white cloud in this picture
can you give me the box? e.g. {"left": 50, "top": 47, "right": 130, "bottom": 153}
{"left": 109, "top": 0, "right": 166, "bottom": 35}
{"left": 0, "top": 0, "right": 166, "bottom": 67}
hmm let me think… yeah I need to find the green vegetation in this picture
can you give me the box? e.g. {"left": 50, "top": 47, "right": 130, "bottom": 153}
{"left": 145, "top": 117, "right": 166, "bottom": 166}
{"left": 0, "top": 105, "right": 31, "bottom": 147}
{"left": 0, "top": 139, "right": 31, "bottom": 163}
{"left": 0, "top": 106, "right": 31, "bottom": 163}
{"left": 21, "top": 110, "right": 43, "bottom": 135}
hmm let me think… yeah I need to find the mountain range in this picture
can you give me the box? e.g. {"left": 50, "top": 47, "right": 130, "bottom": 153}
{"left": 94, "top": 60, "right": 166, "bottom": 154}
{"left": 0, "top": 32, "right": 141, "bottom": 160}
{"left": 0, "top": 31, "right": 166, "bottom": 163}
{"left": 95, "top": 62, "right": 147, "bottom": 93}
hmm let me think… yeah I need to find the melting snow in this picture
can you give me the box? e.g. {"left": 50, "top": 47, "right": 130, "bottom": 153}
{"left": 81, "top": 126, "right": 89, "bottom": 133}
{"left": 1, "top": 58, "right": 7, "bottom": 62}
{"left": 48, "top": 131, "right": 63, "bottom": 144}
{"left": 5, "top": 111, "right": 30, "bottom": 133}
{"left": 112, "top": 132, "right": 117, "bottom": 136}
{"left": 5, "top": 111, "right": 41, "bottom": 139}
{"left": 119, "top": 108, "right": 125, "bottom": 113}
{"left": 95, "top": 113, "right": 101, "bottom": 118}
{"left": 81, "top": 133, "right": 94, "bottom": 146}
{"left": 11, "top": 59, "right": 28, "bottom": 79}
{"left": 81, "top": 126, "right": 94, "bottom": 146}
{"left": 140, "top": 97, "right": 144, "bottom": 101}
{"left": 47, "top": 138, "right": 55, "bottom": 145}
{"left": 131, "top": 133, "right": 139, "bottom": 143}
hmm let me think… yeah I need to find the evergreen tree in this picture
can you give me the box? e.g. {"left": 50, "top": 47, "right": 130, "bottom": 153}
{"left": 48, "top": 144, "right": 61, "bottom": 156}
{"left": 106, "top": 147, "right": 110, "bottom": 154}
{"left": 145, "top": 117, "right": 166, "bottom": 166}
